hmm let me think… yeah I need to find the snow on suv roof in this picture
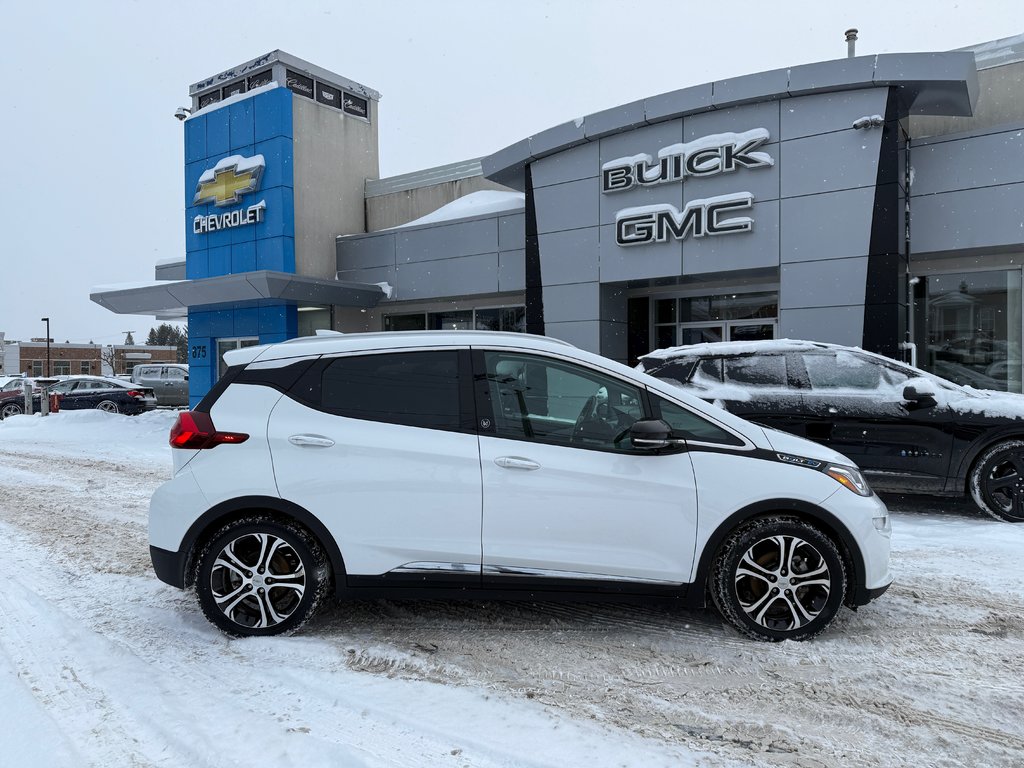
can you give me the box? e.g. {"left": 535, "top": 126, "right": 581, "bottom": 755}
{"left": 223, "top": 331, "right": 575, "bottom": 367}
{"left": 640, "top": 338, "right": 837, "bottom": 362}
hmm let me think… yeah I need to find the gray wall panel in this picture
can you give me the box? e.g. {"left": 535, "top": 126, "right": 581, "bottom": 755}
{"left": 779, "top": 306, "right": 865, "bottom": 347}
{"left": 498, "top": 249, "right": 525, "bottom": 292}
{"left": 685, "top": 100, "right": 781, "bottom": 143}
{"left": 531, "top": 141, "right": 600, "bottom": 188}
{"left": 542, "top": 282, "right": 601, "bottom": 323}
{"left": 682, "top": 201, "right": 780, "bottom": 275}
{"left": 911, "top": 183, "right": 1024, "bottom": 254}
{"left": 599, "top": 175, "right": 685, "bottom": 227}
{"left": 599, "top": 320, "right": 629, "bottom": 363}
{"left": 584, "top": 100, "right": 647, "bottom": 139}
{"left": 780, "top": 257, "right": 868, "bottom": 310}
{"left": 780, "top": 89, "right": 890, "bottom": 140}
{"left": 538, "top": 228, "right": 600, "bottom": 285}
{"left": 780, "top": 187, "right": 875, "bottom": 263}
{"left": 336, "top": 265, "right": 397, "bottom": 289}
{"left": 780, "top": 129, "right": 882, "bottom": 198}
{"left": 598, "top": 119, "right": 683, "bottom": 167}
{"left": 543, "top": 320, "right": 600, "bottom": 352}
{"left": 676, "top": 156, "right": 779, "bottom": 203}
{"left": 534, "top": 178, "right": 600, "bottom": 234}
{"left": 910, "top": 129, "right": 1024, "bottom": 197}
{"left": 498, "top": 214, "right": 525, "bottom": 251}
{"left": 398, "top": 253, "right": 499, "bottom": 300}
{"left": 337, "top": 232, "right": 396, "bottom": 270}
{"left": 598, "top": 223, "right": 683, "bottom": 283}
{"left": 396, "top": 217, "right": 498, "bottom": 263}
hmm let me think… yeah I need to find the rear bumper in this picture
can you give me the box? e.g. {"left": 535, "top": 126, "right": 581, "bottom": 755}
{"left": 150, "top": 545, "right": 186, "bottom": 588}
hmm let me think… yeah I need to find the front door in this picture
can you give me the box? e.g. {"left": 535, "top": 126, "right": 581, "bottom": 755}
{"left": 793, "top": 349, "right": 954, "bottom": 492}
{"left": 474, "top": 349, "right": 698, "bottom": 585}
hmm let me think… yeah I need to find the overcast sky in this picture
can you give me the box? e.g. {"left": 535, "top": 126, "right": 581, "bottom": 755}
{"left": 1, "top": 0, "right": 1021, "bottom": 345}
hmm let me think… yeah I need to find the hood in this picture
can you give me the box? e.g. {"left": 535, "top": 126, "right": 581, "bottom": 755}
{"left": 758, "top": 426, "right": 854, "bottom": 467}
{"left": 946, "top": 388, "right": 1024, "bottom": 419}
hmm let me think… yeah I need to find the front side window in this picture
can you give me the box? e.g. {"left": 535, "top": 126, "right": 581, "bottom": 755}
{"left": 653, "top": 395, "right": 744, "bottom": 446}
{"left": 802, "top": 352, "right": 909, "bottom": 393}
{"left": 481, "top": 351, "right": 644, "bottom": 451}
{"left": 319, "top": 350, "right": 461, "bottom": 431}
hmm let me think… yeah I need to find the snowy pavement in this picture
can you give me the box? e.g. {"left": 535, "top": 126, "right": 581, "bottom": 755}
{"left": 1, "top": 411, "right": 1022, "bottom": 767}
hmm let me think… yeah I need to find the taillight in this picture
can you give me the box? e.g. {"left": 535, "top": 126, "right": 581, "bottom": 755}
{"left": 127, "top": 390, "right": 143, "bottom": 398}
{"left": 169, "top": 411, "right": 249, "bottom": 449}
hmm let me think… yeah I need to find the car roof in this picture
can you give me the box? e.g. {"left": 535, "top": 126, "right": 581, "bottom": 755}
{"left": 640, "top": 338, "right": 838, "bottom": 364}
{"left": 224, "top": 331, "right": 576, "bottom": 367}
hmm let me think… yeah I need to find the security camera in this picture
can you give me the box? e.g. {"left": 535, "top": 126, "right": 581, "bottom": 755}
{"left": 173, "top": 107, "right": 192, "bottom": 121}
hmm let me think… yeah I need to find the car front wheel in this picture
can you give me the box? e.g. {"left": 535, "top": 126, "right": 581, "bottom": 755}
{"left": 710, "top": 516, "right": 846, "bottom": 642}
{"left": 195, "top": 516, "right": 331, "bottom": 636}
{"left": 969, "top": 440, "right": 1024, "bottom": 522}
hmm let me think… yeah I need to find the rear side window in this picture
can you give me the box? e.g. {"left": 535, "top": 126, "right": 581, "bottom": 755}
{"left": 319, "top": 351, "right": 461, "bottom": 431}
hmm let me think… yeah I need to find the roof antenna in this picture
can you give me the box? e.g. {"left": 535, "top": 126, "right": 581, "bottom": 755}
{"left": 845, "top": 28, "right": 859, "bottom": 58}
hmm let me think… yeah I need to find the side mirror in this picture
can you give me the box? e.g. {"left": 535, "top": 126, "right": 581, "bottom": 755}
{"left": 903, "top": 384, "right": 937, "bottom": 408}
{"left": 630, "top": 419, "right": 686, "bottom": 450}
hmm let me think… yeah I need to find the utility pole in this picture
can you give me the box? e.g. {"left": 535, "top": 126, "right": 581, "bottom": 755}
{"left": 40, "top": 317, "right": 50, "bottom": 377}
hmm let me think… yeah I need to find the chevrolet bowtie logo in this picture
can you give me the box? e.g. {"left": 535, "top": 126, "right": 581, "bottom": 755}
{"left": 193, "top": 154, "right": 265, "bottom": 207}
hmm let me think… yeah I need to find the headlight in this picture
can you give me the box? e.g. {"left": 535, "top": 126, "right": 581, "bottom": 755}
{"left": 825, "top": 464, "right": 872, "bottom": 497}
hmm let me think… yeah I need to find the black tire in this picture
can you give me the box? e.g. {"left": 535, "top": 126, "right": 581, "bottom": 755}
{"left": 96, "top": 400, "right": 120, "bottom": 414}
{"left": 710, "top": 516, "right": 847, "bottom": 642}
{"left": 969, "top": 439, "right": 1024, "bottom": 522}
{"left": 194, "top": 516, "right": 331, "bottom": 637}
{"left": 0, "top": 402, "right": 23, "bottom": 420}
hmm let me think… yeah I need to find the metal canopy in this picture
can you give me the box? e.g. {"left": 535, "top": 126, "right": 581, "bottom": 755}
{"left": 91, "top": 270, "right": 386, "bottom": 315}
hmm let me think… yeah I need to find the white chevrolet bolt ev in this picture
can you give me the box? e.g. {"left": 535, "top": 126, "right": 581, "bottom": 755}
{"left": 149, "top": 331, "right": 892, "bottom": 641}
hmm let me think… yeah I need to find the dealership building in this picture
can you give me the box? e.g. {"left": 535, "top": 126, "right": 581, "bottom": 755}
{"left": 91, "top": 36, "right": 1024, "bottom": 406}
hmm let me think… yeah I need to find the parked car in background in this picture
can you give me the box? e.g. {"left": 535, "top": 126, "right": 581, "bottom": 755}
{"left": 638, "top": 339, "right": 1024, "bottom": 523}
{"left": 131, "top": 364, "right": 188, "bottom": 407}
{"left": 150, "top": 331, "right": 891, "bottom": 641}
{"left": 0, "top": 376, "right": 156, "bottom": 418}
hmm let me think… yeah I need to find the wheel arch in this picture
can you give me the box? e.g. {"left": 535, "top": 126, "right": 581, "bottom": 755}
{"left": 958, "top": 432, "right": 1024, "bottom": 494}
{"left": 691, "top": 498, "right": 865, "bottom": 609}
{"left": 179, "top": 496, "right": 346, "bottom": 591}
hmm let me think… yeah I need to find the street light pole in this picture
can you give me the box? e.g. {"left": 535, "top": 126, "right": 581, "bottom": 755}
{"left": 40, "top": 317, "right": 50, "bottom": 377}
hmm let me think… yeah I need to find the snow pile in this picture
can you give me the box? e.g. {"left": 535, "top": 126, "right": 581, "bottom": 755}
{"left": 392, "top": 191, "right": 525, "bottom": 228}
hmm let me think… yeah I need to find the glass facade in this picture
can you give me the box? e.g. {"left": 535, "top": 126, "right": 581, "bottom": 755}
{"left": 653, "top": 292, "right": 777, "bottom": 349}
{"left": 384, "top": 306, "right": 526, "bottom": 334}
{"left": 921, "top": 269, "right": 1022, "bottom": 392}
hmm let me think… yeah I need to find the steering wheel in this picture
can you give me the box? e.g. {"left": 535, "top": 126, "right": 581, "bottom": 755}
{"left": 572, "top": 390, "right": 633, "bottom": 446}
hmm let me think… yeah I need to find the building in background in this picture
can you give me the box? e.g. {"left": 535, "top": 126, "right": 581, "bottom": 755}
{"left": 92, "top": 36, "right": 1024, "bottom": 405}
{"left": 0, "top": 341, "right": 177, "bottom": 377}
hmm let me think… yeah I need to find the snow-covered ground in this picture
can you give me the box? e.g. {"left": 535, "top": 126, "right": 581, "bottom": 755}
{"left": 1, "top": 411, "right": 1022, "bottom": 767}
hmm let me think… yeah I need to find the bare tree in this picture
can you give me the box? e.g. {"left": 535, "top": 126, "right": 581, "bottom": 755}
{"left": 100, "top": 346, "right": 118, "bottom": 375}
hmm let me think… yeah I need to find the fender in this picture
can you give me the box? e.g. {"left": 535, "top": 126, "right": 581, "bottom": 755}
{"left": 176, "top": 495, "right": 347, "bottom": 589}
{"left": 689, "top": 498, "right": 866, "bottom": 608}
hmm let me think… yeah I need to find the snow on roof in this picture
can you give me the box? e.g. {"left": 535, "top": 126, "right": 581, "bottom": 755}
{"left": 391, "top": 191, "right": 525, "bottom": 229}
{"left": 641, "top": 338, "right": 836, "bottom": 360}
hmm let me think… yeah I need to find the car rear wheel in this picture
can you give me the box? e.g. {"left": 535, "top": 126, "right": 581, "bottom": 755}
{"left": 969, "top": 440, "right": 1024, "bottom": 523}
{"left": 710, "top": 516, "right": 846, "bottom": 642}
{"left": 0, "top": 402, "right": 24, "bottom": 419}
{"left": 96, "top": 400, "right": 120, "bottom": 413}
{"left": 195, "top": 516, "right": 331, "bottom": 636}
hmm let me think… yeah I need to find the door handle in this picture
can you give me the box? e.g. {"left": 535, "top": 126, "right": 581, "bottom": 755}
{"left": 827, "top": 407, "right": 839, "bottom": 414}
{"left": 288, "top": 434, "right": 335, "bottom": 448}
{"left": 494, "top": 456, "right": 540, "bottom": 470}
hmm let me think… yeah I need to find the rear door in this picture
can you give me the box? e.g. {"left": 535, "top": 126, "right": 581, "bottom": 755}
{"left": 267, "top": 349, "right": 484, "bottom": 580}
{"left": 161, "top": 366, "right": 188, "bottom": 406}
{"left": 706, "top": 353, "right": 808, "bottom": 435}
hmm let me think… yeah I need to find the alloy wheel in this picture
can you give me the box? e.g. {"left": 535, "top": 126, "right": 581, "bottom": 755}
{"left": 209, "top": 532, "right": 307, "bottom": 630}
{"left": 734, "top": 534, "right": 832, "bottom": 632}
{"left": 980, "top": 453, "right": 1024, "bottom": 522}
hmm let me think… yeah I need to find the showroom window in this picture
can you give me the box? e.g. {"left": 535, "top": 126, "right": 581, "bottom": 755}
{"left": 384, "top": 306, "right": 526, "bottom": 333}
{"left": 653, "top": 292, "right": 777, "bottom": 349}
{"left": 53, "top": 361, "right": 70, "bottom": 375}
{"left": 80, "top": 361, "right": 91, "bottom": 374}
{"left": 31, "top": 361, "right": 43, "bottom": 376}
{"left": 920, "top": 269, "right": 1022, "bottom": 392}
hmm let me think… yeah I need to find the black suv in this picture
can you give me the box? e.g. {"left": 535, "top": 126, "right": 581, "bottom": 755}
{"left": 639, "top": 340, "right": 1024, "bottom": 522}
